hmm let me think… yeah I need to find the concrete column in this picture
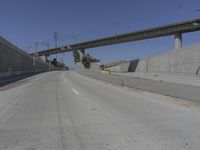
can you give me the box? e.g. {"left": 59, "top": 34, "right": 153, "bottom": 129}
{"left": 40, "top": 55, "right": 46, "bottom": 62}
{"left": 175, "top": 33, "right": 182, "bottom": 49}
{"left": 79, "top": 49, "right": 85, "bottom": 59}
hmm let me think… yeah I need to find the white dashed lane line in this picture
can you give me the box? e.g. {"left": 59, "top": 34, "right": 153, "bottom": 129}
{"left": 72, "top": 88, "right": 80, "bottom": 95}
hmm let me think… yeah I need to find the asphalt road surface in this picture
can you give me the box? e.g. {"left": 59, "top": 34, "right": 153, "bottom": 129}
{"left": 0, "top": 71, "right": 43, "bottom": 87}
{"left": 0, "top": 71, "right": 199, "bottom": 150}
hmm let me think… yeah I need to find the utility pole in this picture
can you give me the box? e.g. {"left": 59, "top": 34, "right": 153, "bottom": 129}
{"left": 54, "top": 32, "right": 65, "bottom": 67}
{"left": 61, "top": 33, "right": 64, "bottom": 65}
{"left": 33, "top": 42, "right": 38, "bottom": 66}
{"left": 54, "top": 32, "right": 59, "bottom": 48}
{"left": 54, "top": 32, "right": 59, "bottom": 60}
{"left": 44, "top": 43, "right": 51, "bottom": 71}
{"left": 35, "top": 42, "right": 38, "bottom": 53}
{"left": 49, "top": 54, "right": 52, "bottom": 71}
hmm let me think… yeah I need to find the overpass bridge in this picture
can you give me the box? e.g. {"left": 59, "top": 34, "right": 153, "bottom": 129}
{"left": 35, "top": 18, "right": 200, "bottom": 56}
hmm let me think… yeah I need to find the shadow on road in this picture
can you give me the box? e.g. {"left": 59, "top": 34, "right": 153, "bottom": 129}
{"left": 0, "top": 71, "right": 45, "bottom": 88}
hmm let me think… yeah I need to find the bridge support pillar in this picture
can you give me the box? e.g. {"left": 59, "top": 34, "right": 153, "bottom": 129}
{"left": 175, "top": 33, "right": 182, "bottom": 49}
{"left": 79, "top": 49, "right": 85, "bottom": 60}
{"left": 40, "top": 55, "right": 46, "bottom": 62}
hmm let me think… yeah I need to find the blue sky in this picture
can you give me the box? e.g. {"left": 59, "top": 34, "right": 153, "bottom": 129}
{"left": 0, "top": 0, "right": 200, "bottom": 67}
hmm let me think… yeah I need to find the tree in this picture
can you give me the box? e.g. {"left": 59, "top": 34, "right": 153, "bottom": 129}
{"left": 73, "top": 49, "right": 80, "bottom": 64}
{"left": 81, "top": 53, "right": 99, "bottom": 69}
{"left": 81, "top": 54, "right": 91, "bottom": 68}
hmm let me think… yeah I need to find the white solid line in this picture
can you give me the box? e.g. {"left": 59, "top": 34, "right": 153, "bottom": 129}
{"left": 72, "top": 88, "right": 80, "bottom": 95}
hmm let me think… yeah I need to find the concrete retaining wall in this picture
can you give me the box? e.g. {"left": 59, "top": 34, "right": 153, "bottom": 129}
{"left": 75, "top": 62, "right": 100, "bottom": 72}
{"left": 105, "top": 44, "right": 200, "bottom": 76}
{"left": 135, "top": 44, "right": 200, "bottom": 76}
{"left": 0, "top": 36, "right": 50, "bottom": 77}
{"left": 106, "top": 62, "right": 130, "bottom": 72}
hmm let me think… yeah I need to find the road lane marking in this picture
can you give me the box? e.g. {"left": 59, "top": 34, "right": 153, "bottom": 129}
{"left": 72, "top": 88, "right": 80, "bottom": 95}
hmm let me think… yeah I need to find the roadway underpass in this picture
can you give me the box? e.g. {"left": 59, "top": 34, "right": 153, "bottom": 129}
{"left": 0, "top": 71, "right": 200, "bottom": 150}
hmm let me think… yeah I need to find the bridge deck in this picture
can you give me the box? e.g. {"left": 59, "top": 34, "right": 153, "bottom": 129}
{"left": 36, "top": 18, "right": 200, "bottom": 56}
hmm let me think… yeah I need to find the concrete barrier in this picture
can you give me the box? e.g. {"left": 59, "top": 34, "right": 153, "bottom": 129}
{"left": 76, "top": 70, "right": 200, "bottom": 103}
{"left": 0, "top": 36, "right": 51, "bottom": 77}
